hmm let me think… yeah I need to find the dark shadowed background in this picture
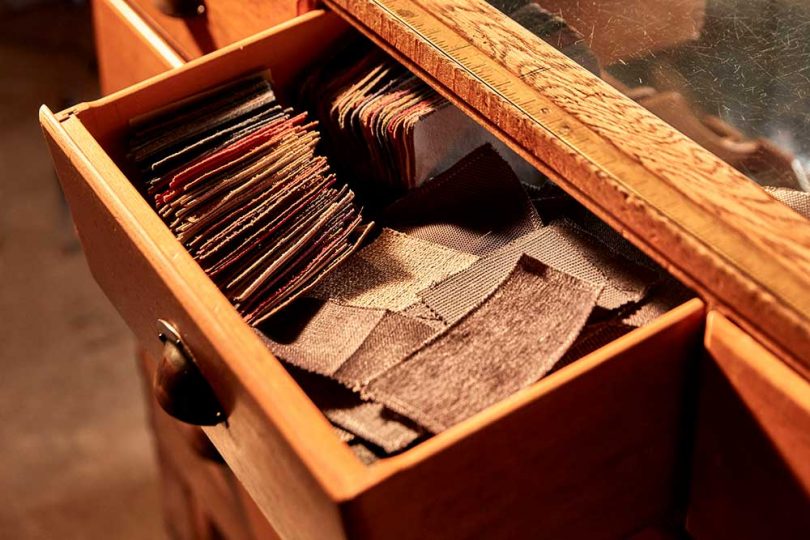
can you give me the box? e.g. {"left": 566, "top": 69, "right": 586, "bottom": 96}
{"left": 0, "top": 1, "right": 165, "bottom": 538}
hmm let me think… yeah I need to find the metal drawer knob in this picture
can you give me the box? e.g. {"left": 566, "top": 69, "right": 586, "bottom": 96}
{"left": 153, "top": 319, "right": 225, "bottom": 426}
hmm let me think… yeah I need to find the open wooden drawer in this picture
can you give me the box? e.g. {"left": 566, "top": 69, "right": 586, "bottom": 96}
{"left": 39, "top": 7, "right": 807, "bottom": 540}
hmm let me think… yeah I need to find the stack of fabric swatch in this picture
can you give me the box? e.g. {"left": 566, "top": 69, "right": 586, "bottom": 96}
{"left": 258, "top": 144, "right": 693, "bottom": 463}
{"left": 127, "top": 75, "right": 373, "bottom": 325}
{"left": 298, "top": 43, "right": 541, "bottom": 200}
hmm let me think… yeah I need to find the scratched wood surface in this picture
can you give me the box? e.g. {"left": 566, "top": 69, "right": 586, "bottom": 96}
{"left": 126, "top": 0, "right": 300, "bottom": 60}
{"left": 326, "top": 0, "right": 810, "bottom": 376}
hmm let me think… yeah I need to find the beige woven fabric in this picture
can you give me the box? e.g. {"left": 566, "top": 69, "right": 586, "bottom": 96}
{"left": 310, "top": 228, "right": 478, "bottom": 311}
{"left": 365, "top": 255, "right": 600, "bottom": 433}
{"left": 419, "top": 220, "right": 655, "bottom": 325}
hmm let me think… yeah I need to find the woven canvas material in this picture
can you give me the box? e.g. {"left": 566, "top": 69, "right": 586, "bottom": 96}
{"left": 310, "top": 228, "right": 478, "bottom": 311}
{"left": 380, "top": 144, "right": 543, "bottom": 255}
{"left": 765, "top": 186, "right": 810, "bottom": 219}
{"left": 419, "top": 220, "right": 654, "bottom": 325}
{"left": 365, "top": 255, "right": 600, "bottom": 433}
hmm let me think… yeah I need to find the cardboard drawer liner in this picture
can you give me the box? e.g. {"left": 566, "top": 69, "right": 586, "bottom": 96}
{"left": 364, "top": 255, "right": 601, "bottom": 433}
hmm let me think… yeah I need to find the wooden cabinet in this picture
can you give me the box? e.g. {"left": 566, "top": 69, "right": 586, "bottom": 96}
{"left": 93, "top": 0, "right": 182, "bottom": 93}
{"left": 41, "top": 1, "right": 809, "bottom": 538}
{"left": 687, "top": 312, "right": 810, "bottom": 539}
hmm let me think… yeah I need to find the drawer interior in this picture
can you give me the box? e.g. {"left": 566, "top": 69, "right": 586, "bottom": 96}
{"left": 44, "top": 9, "right": 714, "bottom": 539}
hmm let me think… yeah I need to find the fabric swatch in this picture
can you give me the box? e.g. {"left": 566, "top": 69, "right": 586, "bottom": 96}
{"left": 291, "top": 367, "right": 423, "bottom": 454}
{"left": 127, "top": 74, "right": 372, "bottom": 325}
{"left": 365, "top": 255, "right": 600, "bottom": 433}
{"left": 258, "top": 298, "right": 436, "bottom": 389}
{"left": 258, "top": 298, "right": 387, "bottom": 376}
{"left": 420, "top": 220, "right": 655, "bottom": 326}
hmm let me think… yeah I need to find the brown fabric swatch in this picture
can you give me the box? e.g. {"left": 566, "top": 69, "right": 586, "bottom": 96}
{"left": 553, "top": 320, "right": 636, "bottom": 373}
{"left": 291, "top": 368, "right": 423, "bottom": 453}
{"left": 333, "top": 311, "right": 436, "bottom": 389}
{"left": 419, "top": 220, "right": 654, "bottom": 325}
{"left": 621, "top": 278, "right": 694, "bottom": 327}
{"left": 310, "top": 228, "right": 478, "bottom": 311}
{"left": 380, "top": 144, "right": 543, "bottom": 255}
{"left": 365, "top": 255, "right": 600, "bottom": 433}
{"left": 765, "top": 186, "right": 810, "bottom": 219}
{"left": 258, "top": 299, "right": 436, "bottom": 389}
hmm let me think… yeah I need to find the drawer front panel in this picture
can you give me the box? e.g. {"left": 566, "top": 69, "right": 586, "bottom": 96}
{"left": 40, "top": 12, "right": 371, "bottom": 540}
{"left": 349, "top": 301, "right": 705, "bottom": 539}
{"left": 687, "top": 312, "right": 810, "bottom": 539}
{"left": 139, "top": 351, "right": 282, "bottom": 540}
{"left": 126, "top": 0, "right": 300, "bottom": 60}
{"left": 93, "top": 0, "right": 183, "bottom": 94}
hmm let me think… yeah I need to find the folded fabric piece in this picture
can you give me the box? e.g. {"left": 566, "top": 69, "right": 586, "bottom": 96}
{"left": 365, "top": 255, "right": 600, "bottom": 433}
{"left": 127, "top": 74, "right": 373, "bottom": 325}
{"left": 419, "top": 220, "right": 655, "bottom": 325}
{"left": 290, "top": 367, "right": 423, "bottom": 454}
{"left": 310, "top": 228, "right": 478, "bottom": 311}
{"left": 765, "top": 186, "right": 810, "bottom": 219}
{"left": 380, "top": 144, "right": 543, "bottom": 255}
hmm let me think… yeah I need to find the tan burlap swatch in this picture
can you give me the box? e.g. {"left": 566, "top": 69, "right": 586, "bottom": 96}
{"left": 310, "top": 228, "right": 478, "bottom": 311}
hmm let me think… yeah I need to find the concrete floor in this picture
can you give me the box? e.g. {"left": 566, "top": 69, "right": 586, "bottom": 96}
{"left": 0, "top": 2, "right": 166, "bottom": 538}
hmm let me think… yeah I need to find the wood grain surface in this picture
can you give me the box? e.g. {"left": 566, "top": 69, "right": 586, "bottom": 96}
{"left": 125, "top": 0, "right": 300, "bottom": 60}
{"left": 93, "top": 0, "right": 183, "bottom": 94}
{"left": 40, "top": 14, "right": 369, "bottom": 540}
{"left": 325, "top": 0, "right": 810, "bottom": 376}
